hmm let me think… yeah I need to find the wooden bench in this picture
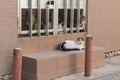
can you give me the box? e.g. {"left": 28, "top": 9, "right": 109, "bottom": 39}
{"left": 19, "top": 33, "right": 105, "bottom": 80}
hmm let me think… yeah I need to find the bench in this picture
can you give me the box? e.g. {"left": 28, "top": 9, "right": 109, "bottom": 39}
{"left": 19, "top": 33, "right": 105, "bottom": 80}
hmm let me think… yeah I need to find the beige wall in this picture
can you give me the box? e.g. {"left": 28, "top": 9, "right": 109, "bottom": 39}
{"left": 88, "top": 0, "right": 120, "bottom": 51}
{"left": 0, "top": 0, "right": 18, "bottom": 75}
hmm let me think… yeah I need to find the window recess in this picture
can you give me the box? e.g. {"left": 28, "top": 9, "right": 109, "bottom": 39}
{"left": 18, "top": 0, "right": 87, "bottom": 37}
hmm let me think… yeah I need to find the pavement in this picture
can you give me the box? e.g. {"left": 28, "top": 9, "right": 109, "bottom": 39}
{"left": 54, "top": 56, "right": 120, "bottom": 80}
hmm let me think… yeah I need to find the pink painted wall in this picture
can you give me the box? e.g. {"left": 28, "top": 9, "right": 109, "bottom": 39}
{"left": 0, "top": 0, "right": 18, "bottom": 75}
{"left": 0, "top": 0, "right": 120, "bottom": 75}
{"left": 88, "top": 0, "right": 120, "bottom": 51}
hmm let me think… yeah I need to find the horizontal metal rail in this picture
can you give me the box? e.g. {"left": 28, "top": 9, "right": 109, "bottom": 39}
{"left": 19, "top": 27, "right": 85, "bottom": 35}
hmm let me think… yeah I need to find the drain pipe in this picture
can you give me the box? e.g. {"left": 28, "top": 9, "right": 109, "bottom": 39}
{"left": 12, "top": 48, "right": 22, "bottom": 80}
{"left": 84, "top": 35, "right": 93, "bottom": 77}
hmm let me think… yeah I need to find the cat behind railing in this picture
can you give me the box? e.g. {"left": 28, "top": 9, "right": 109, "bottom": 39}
{"left": 58, "top": 22, "right": 64, "bottom": 34}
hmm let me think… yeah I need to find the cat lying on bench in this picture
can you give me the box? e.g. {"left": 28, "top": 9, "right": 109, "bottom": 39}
{"left": 60, "top": 38, "right": 85, "bottom": 51}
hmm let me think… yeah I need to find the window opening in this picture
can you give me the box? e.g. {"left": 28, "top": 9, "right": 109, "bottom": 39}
{"left": 18, "top": 0, "right": 87, "bottom": 37}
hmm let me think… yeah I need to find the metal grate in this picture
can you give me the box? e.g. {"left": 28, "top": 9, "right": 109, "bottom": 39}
{"left": 18, "top": 0, "right": 87, "bottom": 37}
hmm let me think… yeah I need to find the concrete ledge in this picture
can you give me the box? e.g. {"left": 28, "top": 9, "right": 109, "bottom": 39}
{"left": 22, "top": 46, "right": 105, "bottom": 80}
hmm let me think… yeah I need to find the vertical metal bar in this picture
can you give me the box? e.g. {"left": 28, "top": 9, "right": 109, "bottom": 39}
{"left": 18, "top": 0, "right": 22, "bottom": 34}
{"left": 28, "top": 0, "right": 32, "bottom": 37}
{"left": 53, "top": 0, "right": 58, "bottom": 35}
{"left": 83, "top": 0, "right": 86, "bottom": 16}
{"left": 70, "top": 0, "right": 74, "bottom": 33}
{"left": 83, "top": 0, "right": 87, "bottom": 33}
{"left": 64, "top": 0, "right": 67, "bottom": 34}
{"left": 46, "top": 6, "right": 49, "bottom": 36}
{"left": 76, "top": 0, "right": 80, "bottom": 33}
{"left": 86, "top": 0, "right": 88, "bottom": 34}
{"left": 37, "top": 0, "right": 41, "bottom": 36}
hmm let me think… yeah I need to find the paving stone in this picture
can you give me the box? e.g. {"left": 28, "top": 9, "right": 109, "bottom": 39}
{"left": 54, "top": 56, "right": 120, "bottom": 80}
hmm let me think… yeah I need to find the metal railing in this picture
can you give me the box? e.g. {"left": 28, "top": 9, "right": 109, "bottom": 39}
{"left": 18, "top": 0, "right": 87, "bottom": 37}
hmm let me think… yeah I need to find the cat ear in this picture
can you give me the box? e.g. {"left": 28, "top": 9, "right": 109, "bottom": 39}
{"left": 77, "top": 38, "right": 80, "bottom": 41}
{"left": 77, "top": 38, "right": 84, "bottom": 41}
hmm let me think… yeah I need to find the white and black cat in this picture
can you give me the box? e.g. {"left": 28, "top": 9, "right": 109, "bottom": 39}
{"left": 60, "top": 38, "right": 85, "bottom": 51}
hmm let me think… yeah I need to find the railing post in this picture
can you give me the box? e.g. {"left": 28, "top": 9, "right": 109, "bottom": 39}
{"left": 37, "top": 0, "right": 41, "bottom": 36}
{"left": 84, "top": 35, "right": 93, "bottom": 77}
{"left": 46, "top": 6, "right": 49, "bottom": 36}
{"left": 77, "top": 0, "right": 80, "bottom": 33}
{"left": 28, "top": 0, "right": 33, "bottom": 37}
{"left": 70, "top": 0, "right": 74, "bottom": 34}
{"left": 12, "top": 48, "right": 22, "bottom": 80}
{"left": 63, "top": 0, "right": 67, "bottom": 34}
